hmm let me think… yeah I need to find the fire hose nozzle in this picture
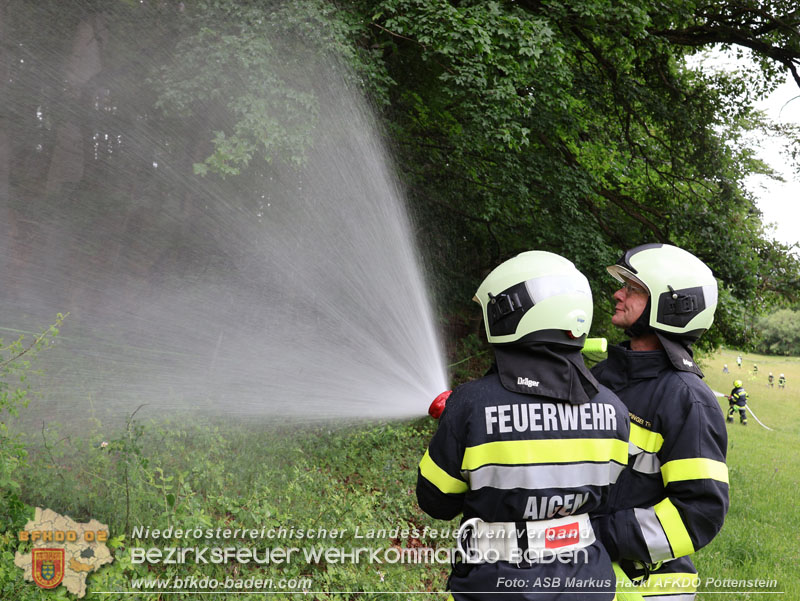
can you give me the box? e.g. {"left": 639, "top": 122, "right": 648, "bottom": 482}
{"left": 429, "top": 390, "right": 452, "bottom": 419}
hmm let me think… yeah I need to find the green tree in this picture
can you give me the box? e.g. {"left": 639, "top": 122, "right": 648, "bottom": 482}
{"left": 755, "top": 308, "right": 800, "bottom": 355}
{"left": 353, "top": 0, "right": 800, "bottom": 345}
{"left": 3, "top": 0, "right": 800, "bottom": 351}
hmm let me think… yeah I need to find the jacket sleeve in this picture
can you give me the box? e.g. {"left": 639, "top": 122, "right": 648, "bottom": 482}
{"left": 416, "top": 391, "right": 468, "bottom": 520}
{"left": 594, "top": 387, "right": 729, "bottom": 563}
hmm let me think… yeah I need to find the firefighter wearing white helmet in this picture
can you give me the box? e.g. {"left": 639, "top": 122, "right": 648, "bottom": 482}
{"left": 417, "top": 251, "right": 630, "bottom": 601}
{"left": 591, "top": 244, "right": 729, "bottom": 601}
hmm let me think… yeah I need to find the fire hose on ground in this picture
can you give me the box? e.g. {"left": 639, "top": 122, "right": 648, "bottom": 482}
{"left": 713, "top": 390, "right": 774, "bottom": 431}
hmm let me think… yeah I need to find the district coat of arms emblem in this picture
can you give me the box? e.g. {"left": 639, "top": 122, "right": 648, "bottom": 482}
{"left": 32, "top": 548, "right": 65, "bottom": 589}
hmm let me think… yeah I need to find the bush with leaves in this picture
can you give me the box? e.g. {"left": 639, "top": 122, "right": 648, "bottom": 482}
{"left": 0, "top": 315, "right": 64, "bottom": 526}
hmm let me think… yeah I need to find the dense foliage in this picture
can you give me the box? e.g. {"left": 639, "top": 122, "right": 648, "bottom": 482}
{"left": 2, "top": 0, "right": 799, "bottom": 351}
{"left": 0, "top": 318, "right": 62, "bottom": 525}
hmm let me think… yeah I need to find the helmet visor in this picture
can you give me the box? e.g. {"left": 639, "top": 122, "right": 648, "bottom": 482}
{"left": 606, "top": 264, "right": 648, "bottom": 292}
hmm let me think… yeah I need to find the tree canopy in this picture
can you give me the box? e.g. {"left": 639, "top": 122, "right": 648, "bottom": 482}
{"left": 1, "top": 0, "right": 799, "bottom": 351}
{"left": 755, "top": 308, "right": 800, "bottom": 355}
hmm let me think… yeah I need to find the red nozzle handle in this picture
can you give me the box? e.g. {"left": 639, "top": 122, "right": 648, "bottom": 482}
{"left": 429, "top": 390, "right": 452, "bottom": 419}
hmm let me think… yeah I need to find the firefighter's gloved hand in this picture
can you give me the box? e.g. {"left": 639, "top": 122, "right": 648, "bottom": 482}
{"left": 591, "top": 515, "right": 619, "bottom": 561}
{"left": 428, "top": 390, "right": 451, "bottom": 419}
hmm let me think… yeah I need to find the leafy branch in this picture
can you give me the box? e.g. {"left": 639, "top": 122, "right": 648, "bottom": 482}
{"left": 0, "top": 313, "right": 67, "bottom": 370}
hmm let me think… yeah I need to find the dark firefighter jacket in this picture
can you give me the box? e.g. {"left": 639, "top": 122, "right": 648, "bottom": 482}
{"left": 417, "top": 362, "right": 630, "bottom": 601}
{"left": 729, "top": 387, "right": 748, "bottom": 407}
{"left": 591, "top": 343, "right": 729, "bottom": 600}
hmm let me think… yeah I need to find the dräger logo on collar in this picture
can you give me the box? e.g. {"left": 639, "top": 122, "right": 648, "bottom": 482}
{"left": 682, "top": 359, "right": 694, "bottom": 367}
{"left": 517, "top": 377, "right": 539, "bottom": 387}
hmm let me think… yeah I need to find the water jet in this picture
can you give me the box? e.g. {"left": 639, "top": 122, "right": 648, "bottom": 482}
{"left": 0, "top": 8, "right": 448, "bottom": 429}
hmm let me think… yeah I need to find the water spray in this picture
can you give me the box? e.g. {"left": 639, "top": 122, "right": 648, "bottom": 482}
{"left": 2, "top": 24, "right": 449, "bottom": 428}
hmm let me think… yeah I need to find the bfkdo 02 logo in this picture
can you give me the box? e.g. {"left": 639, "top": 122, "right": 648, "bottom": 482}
{"left": 32, "top": 548, "right": 66, "bottom": 589}
{"left": 18, "top": 528, "right": 109, "bottom": 544}
{"left": 14, "top": 507, "right": 114, "bottom": 598}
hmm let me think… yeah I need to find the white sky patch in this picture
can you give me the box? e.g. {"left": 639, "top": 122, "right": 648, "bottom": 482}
{"left": 746, "top": 75, "right": 800, "bottom": 251}
{"left": 690, "top": 49, "right": 800, "bottom": 251}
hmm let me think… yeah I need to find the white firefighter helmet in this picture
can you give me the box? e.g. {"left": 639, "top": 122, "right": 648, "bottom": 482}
{"left": 607, "top": 244, "right": 717, "bottom": 340}
{"left": 473, "top": 251, "right": 592, "bottom": 346}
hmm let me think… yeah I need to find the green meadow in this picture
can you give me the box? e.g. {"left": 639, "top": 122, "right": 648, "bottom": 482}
{"left": 1, "top": 348, "right": 798, "bottom": 599}
{"left": 694, "top": 349, "right": 800, "bottom": 599}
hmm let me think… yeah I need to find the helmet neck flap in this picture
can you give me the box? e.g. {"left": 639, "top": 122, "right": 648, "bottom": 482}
{"left": 492, "top": 338, "right": 600, "bottom": 404}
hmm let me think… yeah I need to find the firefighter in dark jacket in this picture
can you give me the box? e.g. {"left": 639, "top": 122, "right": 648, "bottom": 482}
{"left": 417, "top": 251, "right": 630, "bottom": 601}
{"left": 590, "top": 244, "right": 729, "bottom": 601}
{"left": 727, "top": 381, "right": 748, "bottom": 425}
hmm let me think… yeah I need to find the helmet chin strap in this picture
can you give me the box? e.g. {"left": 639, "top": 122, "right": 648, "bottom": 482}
{"left": 624, "top": 298, "right": 654, "bottom": 339}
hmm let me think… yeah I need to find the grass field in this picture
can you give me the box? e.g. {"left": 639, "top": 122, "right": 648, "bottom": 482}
{"left": 693, "top": 349, "right": 800, "bottom": 600}
{"left": 1, "top": 348, "right": 798, "bottom": 599}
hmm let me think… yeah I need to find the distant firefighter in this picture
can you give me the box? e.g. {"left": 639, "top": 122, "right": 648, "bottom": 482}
{"left": 737, "top": 355, "right": 742, "bottom": 368}
{"left": 753, "top": 363, "right": 758, "bottom": 375}
{"left": 778, "top": 374, "right": 786, "bottom": 389}
{"left": 727, "top": 380, "right": 748, "bottom": 425}
{"left": 768, "top": 372, "right": 774, "bottom": 387}
{"left": 723, "top": 364, "right": 729, "bottom": 373}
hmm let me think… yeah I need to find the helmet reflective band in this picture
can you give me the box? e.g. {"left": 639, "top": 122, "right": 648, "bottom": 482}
{"left": 528, "top": 272, "right": 591, "bottom": 304}
{"left": 475, "top": 251, "right": 593, "bottom": 346}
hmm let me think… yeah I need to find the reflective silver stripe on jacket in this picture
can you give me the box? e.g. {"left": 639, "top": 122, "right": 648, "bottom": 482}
{"left": 467, "top": 462, "right": 626, "bottom": 490}
{"left": 632, "top": 451, "right": 661, "bottom": 474}
{"left": 629, "top": 441, "right": 662, "bottom": 474}
{"left": 634, "top": 507, "right": 672, "bottom": 562}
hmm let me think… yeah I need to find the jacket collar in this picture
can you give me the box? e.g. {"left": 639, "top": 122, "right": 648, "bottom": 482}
{"left": 603, "top": 341, "right": 672, "bottom": 387}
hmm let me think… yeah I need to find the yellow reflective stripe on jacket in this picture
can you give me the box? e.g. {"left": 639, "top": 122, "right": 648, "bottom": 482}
{"left": 637, "top": 572, "right": 699, "bottom": 596}
{"left": 461, "top": 438, "right": 629, "bottom": 471}
{"left": 661, "top": 458, "right": 729, "bottom": 486}
{"left": 629, "top": 423, "right": 664, "bottom": 454}
{"left": 653, "top": 498, "right": 695, "bottom": 557}
{"left": 613, "top": 562, "right": 644, "bottom": 601}
{"left": 419, "top": 449, "right": 468, "bottom": 495}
